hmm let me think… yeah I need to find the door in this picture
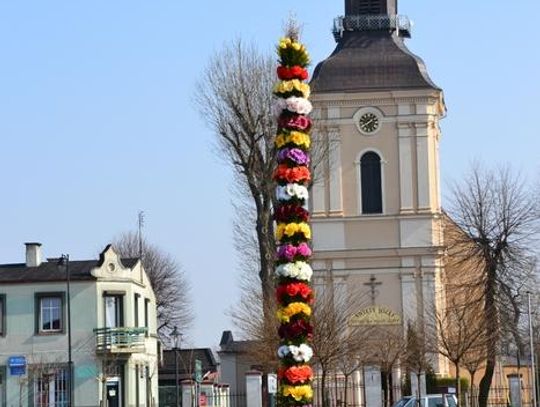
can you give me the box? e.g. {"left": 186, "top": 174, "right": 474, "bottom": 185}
{"left": 106, "top": 378, "right": 121, "bottom": 407}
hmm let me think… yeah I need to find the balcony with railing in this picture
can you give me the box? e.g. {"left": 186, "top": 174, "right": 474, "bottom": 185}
{"left": 333, "top": 14, "right": 411, "bottom": 41}
{"left": 94, "top": 327, "right": 148, "bottom": 354}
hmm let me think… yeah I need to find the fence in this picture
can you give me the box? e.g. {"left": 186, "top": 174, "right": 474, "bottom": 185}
{"left": 158, "top": 387, "right": 246, "bottom": 407}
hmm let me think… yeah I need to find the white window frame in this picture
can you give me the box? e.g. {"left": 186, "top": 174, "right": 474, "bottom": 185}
{"left": 38, "top": 295, "right": 63, "bottom": 333}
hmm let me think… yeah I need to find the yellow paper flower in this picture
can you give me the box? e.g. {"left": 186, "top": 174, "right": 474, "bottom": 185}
{"left": 276, "top": 223, "right": 286, "bottom": 240}
{"left": 273, "top": 80, "right": 311, "bottom": 98}
{"left": 275, "top": 131, "right": 311, "bottom": 149}
{"left": 279, "top": 37, "right": 292, "bottom": 48}
{"left": 277, "top": 223, "right": 311, "bottom": 240}
{"left": 277, "top": 302, "right": 312, "bottom": 323}
{"left": 298, "top": 223, "right": 311, "bottom": 239}
{"left": 282, "top": 385, "right": 313, "bottom": 401}
{"left": 284, "top": 223, "right": 299, "bottom": 237}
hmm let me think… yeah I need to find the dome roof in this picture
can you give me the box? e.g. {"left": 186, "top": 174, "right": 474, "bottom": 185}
{"left": 311, "top": 31, "right": 440, "bottom": 93}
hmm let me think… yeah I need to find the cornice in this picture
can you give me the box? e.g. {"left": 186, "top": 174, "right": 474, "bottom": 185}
{"left": 311, "top": 96, "right": 439, "bottom": 108}
{"left": 311, "top": 245, "right": 446, "bottom": 260}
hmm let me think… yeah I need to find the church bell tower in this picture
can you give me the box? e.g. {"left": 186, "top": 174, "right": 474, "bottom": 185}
{"left": 310, "top": 0, "right": 448, "bottom": 401}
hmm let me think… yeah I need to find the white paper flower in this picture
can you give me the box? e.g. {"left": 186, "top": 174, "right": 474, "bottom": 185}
{"left": 281, "top": 344, "right": 314, "bottom": 362}
{"left": 286, "top": 96, "right": 313, "bottom": 115}
{"left": 275, "top": 261, "right": 313, "bottom": 282}
{"left": 272, "top": 97, "right": 313, "bottom": 117}
{"left": 276, "top": 184, "right": 309, "bottom": 202}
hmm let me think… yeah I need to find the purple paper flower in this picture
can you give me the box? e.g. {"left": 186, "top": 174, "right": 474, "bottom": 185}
{"left": 278, "top": 148, "right": 310, "bottom": 166}
{"left": 278, "top": 244, "right": 297, "bottom": 262}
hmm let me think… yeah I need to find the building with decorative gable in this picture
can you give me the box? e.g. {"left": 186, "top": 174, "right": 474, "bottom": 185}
{"left": 0, "top": 243, "right": 159, "bottom": 407}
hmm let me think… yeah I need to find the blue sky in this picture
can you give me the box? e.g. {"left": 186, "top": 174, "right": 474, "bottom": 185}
{"left": 1, "top": 1, "right": 539, "bottom": 349}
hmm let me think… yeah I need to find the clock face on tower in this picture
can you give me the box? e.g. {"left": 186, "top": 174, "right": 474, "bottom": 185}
{"left": 358, "top": 112, "right": 380, "bottom": 134}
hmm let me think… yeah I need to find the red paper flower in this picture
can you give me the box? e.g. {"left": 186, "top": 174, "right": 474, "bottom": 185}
{"left": 278, "top": 114, "right": 312, "bottom": 132}
{"left": 273, "top": 164, "right": 311, "bottom": 184}
{"left": 277, "top": 65, "right": 309, "bottom": 81}
{"left": 278, "top": 365, "right": 314, "bottom": 384}
{"left": 276, "top": 282, "right": 313, "bottom": 302}
{"left": 274, "top": 204, "right": 310, "bottom": 223}
{"left": 278, "top": 318, "right": 314, "bottom": 340}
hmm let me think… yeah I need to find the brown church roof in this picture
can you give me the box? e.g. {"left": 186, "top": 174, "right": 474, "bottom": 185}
{"left": 311, "top": 31, "right": 440, "bottom": 93}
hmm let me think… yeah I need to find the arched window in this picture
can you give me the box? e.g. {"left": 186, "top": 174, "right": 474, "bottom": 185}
{"left": 360, "top": 151, "right": 383, "bottom": 214}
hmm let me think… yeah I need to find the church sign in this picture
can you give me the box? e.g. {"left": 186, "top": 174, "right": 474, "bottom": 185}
{"left": 350, "top": 305, "right": 401, "bottom": 326}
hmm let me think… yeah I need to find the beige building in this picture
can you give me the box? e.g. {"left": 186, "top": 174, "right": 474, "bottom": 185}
{"left": 309, "top": 0, "right": 447, "bottom": 405}
{"left": 0, "top": 243, "right": 159, "bottom": 407}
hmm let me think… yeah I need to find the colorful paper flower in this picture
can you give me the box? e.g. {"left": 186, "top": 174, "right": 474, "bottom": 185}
{"left": 273, "top": 96, "right": 313, "bottom": 117}
{"left": 274, "top": 35, "right": 313, "bottom": 402}
{"left": 276, "top": 243, "right": 312, "bottom": 262}
{"left": 278, "top": 319, "right": 313, "bottom": 341}
{"left": 275, "top": 261, "right": 313, "bottom": 281}
{"left": 278, "top": 365, "right": 314, "bottom": 384}
{"left": 277, "top": 344, "right": 314, "bottom": 362}
{"left": 273, "top": 164, "right": 311, "bottom": 184}
{"left": 277, "top": 148, "right": 310, "bottom": 166}
{"left": 274, "top": 205, "right": 310, "bottom": 223}
{"left": 278, "top": 114, "right": 312, "bottom": 132}
{"left": 275, "top": 222, "right": 311, "bottom": 240}
{"left": 273, "top": 80, "right": 311, "bottom": 99}
{"left": 276, "top": 184, "right": 309, "bottom": 202}
{"left": 275, "top": 131, "right": 311, "bottom": 149}
{"left": 277, "top": 66, "right": 309, "bottom": 81}
{"left": 282, "top": 385, "right": 313, "bottom": 401}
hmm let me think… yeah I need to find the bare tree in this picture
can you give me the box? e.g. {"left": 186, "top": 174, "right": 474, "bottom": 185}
{"left": 195, "top": 40, "right": 277, "bottom": 299}
{"left": 462, "top": 345, "right": 485, "bottom": 407}
{"left": 431, "top": 296, "right": 486, "bottom": 403}
{"left": 195, "top": 38, "right": 330, "bottom": 301}
{"left": 369, "top": 326, "right": 407, "bottom": 407}
{"left": 113, "top": 232, "right": 193, "bottom": 338}
{"left": 228, "top": 269, "right": 280, "bottom": 373}
{"left": 447, "top": 165, "right": 538, "bottom": 407}
{"left": 404, "top": 321, "right": 432, "bottom": 398}
{"left": 311, "top": 277, "right": 369, "bottom": 407}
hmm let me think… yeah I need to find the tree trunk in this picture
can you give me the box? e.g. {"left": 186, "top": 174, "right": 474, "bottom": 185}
{"left": 478, "top": 266, "right": 498, "bottom": 407}
{"left": 343, "top": 374, "right": 350, "bottom": 407}
{"left": 386, "top": 372, "right": 391, "bottom": 407}
{"left": 478, "top": 358, "right": 495, "bottom": 407}
{"left": 255, "top": 201, "right": 275, "bottom": 303}
{"left": 321, "top": 369, "right": 329, "bottom": 407}
{"left": 455, "top": 362, "right": 461, "bottom": 407}
{"left": 469, "top": 371, "right": 476, "bottom": 407}
{"left": 334, "top": 370, "right": 339, "bottom": 406}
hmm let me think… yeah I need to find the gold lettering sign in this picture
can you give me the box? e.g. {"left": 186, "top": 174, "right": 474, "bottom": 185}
{"left": 350, "top": 305, "right": 401, "bottom": 326}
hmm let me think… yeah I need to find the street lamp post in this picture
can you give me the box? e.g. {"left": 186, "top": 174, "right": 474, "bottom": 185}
{"left": 171, "top": 326, "right": 182, "bottom": 407}
{"left": 528, "top": 292, "right": 537, "bottom": 407}
{"left": 59, "top": 254, "right": 73, "bottom": 407}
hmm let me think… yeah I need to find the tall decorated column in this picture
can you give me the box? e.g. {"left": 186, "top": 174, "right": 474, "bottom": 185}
{"left": 273, "top": 34, "right": 315, "bottom": 407}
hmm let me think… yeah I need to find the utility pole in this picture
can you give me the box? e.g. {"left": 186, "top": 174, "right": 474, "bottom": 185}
{"left": 528, "top": 292, "right": 537, "bottom": 407}
{"left": 138, "top": 211, "right": 145, "bottom": 259}
{"left": 59, "top": 254, "right": 73, "bottom": 406}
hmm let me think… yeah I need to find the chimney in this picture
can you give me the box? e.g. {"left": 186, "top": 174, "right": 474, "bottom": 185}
{"left": 25, "top": 242, "right": 42, "bottom": 267}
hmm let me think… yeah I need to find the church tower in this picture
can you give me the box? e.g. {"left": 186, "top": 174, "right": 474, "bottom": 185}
{"left": 310, "top": 0, "right": 447, "bottom": 403}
